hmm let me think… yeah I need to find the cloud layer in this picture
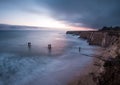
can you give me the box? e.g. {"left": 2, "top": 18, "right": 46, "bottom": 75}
{"left": 36, "top": 0, "right": 120, "bottom": 29}
{"left": 0, "top": 0, "right": 120, "bottom": 29}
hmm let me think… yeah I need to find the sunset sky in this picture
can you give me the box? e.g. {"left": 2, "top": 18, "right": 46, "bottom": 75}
{"left": 0, "top": 0, "right": 120, "bottom": 30}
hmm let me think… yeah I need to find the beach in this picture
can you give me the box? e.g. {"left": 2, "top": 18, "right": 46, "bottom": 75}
{"left": 0, "top": 0, "right": 120, "bottom": 85}
{"left": 68, "top": 47, "right": 104, "bottom": 85}
{"left": 0, "top": 30, "right": 101, "bottom": 85}
{"left": 67, "top": 30, "right": 120, "bottom": 85}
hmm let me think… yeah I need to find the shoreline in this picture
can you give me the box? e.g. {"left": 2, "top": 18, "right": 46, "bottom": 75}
{"left": 68, "top": 47, "right": 103, "bottom": 85}
{"left": 66, "top": 30, "right": 120, "bottom": 85}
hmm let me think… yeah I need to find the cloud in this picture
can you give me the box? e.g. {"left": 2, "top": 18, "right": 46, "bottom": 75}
{"left": 36, "top": 0, "right": 120, "bottom": 29}
{"left": 0, "top": 0, "right": 120, "bottom": 29}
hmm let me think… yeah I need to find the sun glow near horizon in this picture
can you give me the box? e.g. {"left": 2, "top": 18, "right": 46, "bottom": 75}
{"left": 1, "top": 14, "right": 68, "bottom": 30}
{"left": 1, "top": 13, "right": 94, "bottom": 31}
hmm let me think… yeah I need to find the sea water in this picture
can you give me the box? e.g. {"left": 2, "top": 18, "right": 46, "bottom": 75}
{"left": 0, "top": 30, "right": 99, "bottom": 85}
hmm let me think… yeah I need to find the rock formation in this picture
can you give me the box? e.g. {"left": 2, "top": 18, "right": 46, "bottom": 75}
{"left": 66, "top": 31, "right": 120, "bottom": 47}
{"left": 66, "top": 30, "right": 120, "bottom": 85}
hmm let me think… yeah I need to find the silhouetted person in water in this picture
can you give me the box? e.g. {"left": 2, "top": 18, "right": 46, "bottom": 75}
{"left": 28, "top": 42, "right": 31, "bottom": 47}
{"left": 48, "top": 44, "right": 52, "bottom": 50}
{"left": 48, "top": 44, "right": 52, "bottom": 54}
{"left": 28, "top": 42, "right": 31, "bottom": 51}
{"left": 79, "top": 47, "right": 81, "bottom": 52}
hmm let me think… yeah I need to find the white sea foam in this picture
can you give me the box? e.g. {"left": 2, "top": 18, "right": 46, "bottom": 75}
{"left": 0, "top": 30, "right": 100, "bottom": 85}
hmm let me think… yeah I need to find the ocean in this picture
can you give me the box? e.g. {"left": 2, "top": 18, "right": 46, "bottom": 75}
{"left": 0, "top": 30, "right": 99, "bottom": 85}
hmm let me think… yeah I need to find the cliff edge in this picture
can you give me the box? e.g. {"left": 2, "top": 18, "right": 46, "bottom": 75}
{"left": 67, "top": 30, "right": 120, "bottom": 85}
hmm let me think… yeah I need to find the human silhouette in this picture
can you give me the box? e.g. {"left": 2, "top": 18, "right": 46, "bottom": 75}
{"left": 48, "top": 44, "right": 52, "bottom": 54}
{"left": 79, "top": 47, "right": 81, "bottom": 52}
{"left": 48, "top": 44, "right": 52, "bottom": 50}
{"left": 28, "top": 42, "right": 31, "bottom": 52}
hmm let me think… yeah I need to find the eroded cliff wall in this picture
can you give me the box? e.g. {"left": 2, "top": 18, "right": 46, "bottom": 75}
{"left": 67, "top": 30, "right": 120, "bottom": 85}
{"left": 66, "top": 31, "right": 120, "bottom": 47}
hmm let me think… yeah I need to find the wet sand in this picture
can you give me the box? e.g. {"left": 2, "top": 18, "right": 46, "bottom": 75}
{"left": 68, "top": 48, "right": 103, "bottom": 85}
{"left": 0, "top": 31, "right": 103, "bottom": 85}
{"left": 21, "top": 48, "right": 102, "bottom": 85}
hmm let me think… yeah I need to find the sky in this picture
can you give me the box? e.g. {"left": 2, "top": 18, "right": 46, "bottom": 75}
{"left": 0, "top": 0, "right": 120, "bottom": 30}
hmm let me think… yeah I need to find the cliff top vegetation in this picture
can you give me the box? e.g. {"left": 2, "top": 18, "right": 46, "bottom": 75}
{"left": 99, "top": 26, "right": 120, "bottom": 31}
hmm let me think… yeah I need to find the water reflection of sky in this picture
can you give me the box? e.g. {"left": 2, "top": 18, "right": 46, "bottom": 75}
{"left": 0, "top": 30, "right": 101, "bottom": 85}
{"left": 0, "top": 31, "right": 68, "bottom": 56}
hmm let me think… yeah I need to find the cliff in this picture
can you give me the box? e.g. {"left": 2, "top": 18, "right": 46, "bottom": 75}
{"left": 94, "top": 37, "right": 120, "bottom": 85}
{"left": 66, "top": 31, "right": 120, "bottom": 47}
{"left": 67, "top": 30, "right": 120, "bottom": 85}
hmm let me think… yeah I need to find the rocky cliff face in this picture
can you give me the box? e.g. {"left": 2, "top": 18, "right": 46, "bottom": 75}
{"left": 67, "top": 31, "right": 120, "bottom": 47}
{"left": 79, "top": 31, "right": 106, "bottom": 46}
{"left": 95, "top": 37, "right": 120, "bottom": 85}
{"left": 67, "top": 31, "right": 120, "bottom": 85}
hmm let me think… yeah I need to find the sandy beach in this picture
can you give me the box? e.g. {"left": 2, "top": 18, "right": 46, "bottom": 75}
{"left": 0, "top": 30, "right": 101, "bottom": 85}
{"left": 67, "top": 30, "right": 120, "bottom": 85}
{"left": 68, "top": 48, "right": 104, "bottom": 85}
